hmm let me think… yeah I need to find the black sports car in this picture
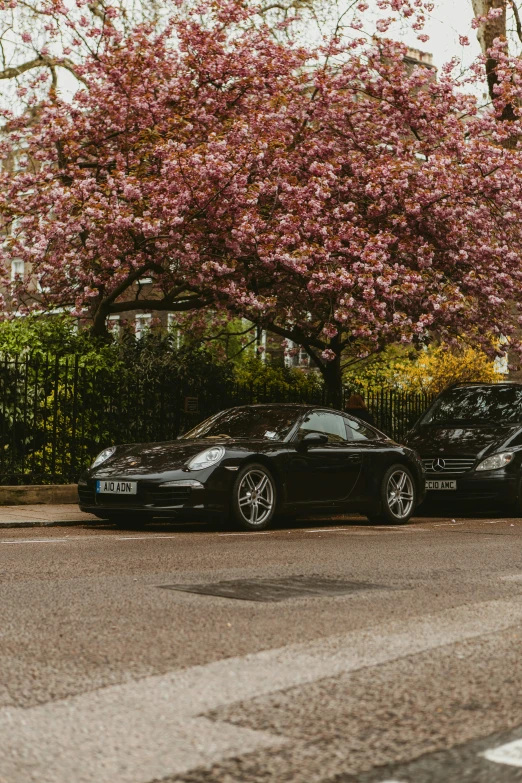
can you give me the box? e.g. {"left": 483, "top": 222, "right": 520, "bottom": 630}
{"left": 405, "top": 382, "right": 522, "bottom": 512}
{"left": 78, "top": 404, "right": 425, "bottom": 530}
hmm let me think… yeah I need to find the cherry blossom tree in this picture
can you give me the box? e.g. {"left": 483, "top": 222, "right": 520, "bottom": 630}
{"left": 0, "top": 3, "right": 312, "bottom": 330}
{"left": 3, "top": 0, "right": 522, "bottom": 406}
{"left": 208, "top": 37, "right": 522, "bottom": 404}
{"left": 0, "top": 0, "right": 434, "bottom": 113}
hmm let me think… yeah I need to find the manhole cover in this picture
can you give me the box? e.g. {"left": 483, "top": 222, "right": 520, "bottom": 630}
{"left": 159, "top": 576, "right": 385, "bottom": 602}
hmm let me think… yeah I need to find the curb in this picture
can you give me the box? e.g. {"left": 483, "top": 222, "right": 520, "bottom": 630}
{"left": 0, "top": 485, "right": 78, "bottom": 506}
{"left": 0, "top": 518, "right": 93, "bottom": 529}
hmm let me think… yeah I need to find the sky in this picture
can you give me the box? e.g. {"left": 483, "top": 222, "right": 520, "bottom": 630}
{"left": 390, "top": 0, "right": 481, "bottom": 69}
{"left": 19, "top": 1, "right": 491, "bottom": 105}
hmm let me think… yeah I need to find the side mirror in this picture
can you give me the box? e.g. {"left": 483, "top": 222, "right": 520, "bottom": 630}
{"left": 299, "top": 431, "right": 329, "bottom": 449}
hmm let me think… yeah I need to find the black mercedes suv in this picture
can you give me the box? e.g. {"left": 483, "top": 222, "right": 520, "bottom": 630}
{"left": 405, "top": 382, "right": 522, "bottom": 513}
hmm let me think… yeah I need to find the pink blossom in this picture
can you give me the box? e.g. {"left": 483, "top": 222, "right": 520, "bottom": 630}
{"left": 321, "top": 349, "right": 337, "bottom": 362}
{"left": 1, "top": 0, "right": 522, "bottom": 397}
{"left": 376, "top": 18, "right": 391, "bottom": 32}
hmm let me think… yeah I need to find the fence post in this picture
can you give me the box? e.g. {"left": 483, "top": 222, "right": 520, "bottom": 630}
{"left": 50, "top": 355, "right": 60, "bottom": 484}
{"left": 70, "top": 356, "right": 79, "bottom": 483}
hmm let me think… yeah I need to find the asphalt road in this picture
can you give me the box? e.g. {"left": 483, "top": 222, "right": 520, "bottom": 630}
{"left": 2, "top": 511, "right": 522, "bottom": 782}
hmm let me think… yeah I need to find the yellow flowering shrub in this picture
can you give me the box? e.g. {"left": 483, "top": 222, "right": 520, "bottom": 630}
{"left": 344, "top": 345, "right": 416, "bottom": 391}
{"left": 344, "top": 344, "right": 503, "bottom": 394}
{"left": 394, "top": 346, "right": 503, "bottom": 394}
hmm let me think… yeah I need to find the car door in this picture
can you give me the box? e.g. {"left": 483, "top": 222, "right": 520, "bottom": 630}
{"left": 342, "top": 414, "right": 388, "bottom": 502}
{"left": 285, "top": 410, "right": 362, "bottom": 506}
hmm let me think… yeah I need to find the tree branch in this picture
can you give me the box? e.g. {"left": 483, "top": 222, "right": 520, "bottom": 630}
{"left": 88, "top": 0, "right": 106, "bottom": 22}
{"left": 509, "top": 0, "right": 522, "bottom": 43}
{"left": 108, "top": 296, "right": 211, "bottom": 314}
{"left": 261, "top": 319, "right": 326, "bottom": 354}
{"left": 0, "top": 55, "right": 86, "bottom": 84}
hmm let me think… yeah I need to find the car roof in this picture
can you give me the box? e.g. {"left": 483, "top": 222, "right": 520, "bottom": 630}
{"left": 230, "top": 403, "right": 317, "bottom": 411}
{"left": 448, "top": 381, "right": 522, "bottom": 390}
{"left": 240, "top": 402, "right": 315, "bottom": 406}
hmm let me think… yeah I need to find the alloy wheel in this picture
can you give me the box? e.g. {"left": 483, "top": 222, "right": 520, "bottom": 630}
{"left": 237, "top": 468, "right": 274, "bottom": 527}
{"left": 387, "top": 469, "right": 414, "bottom": 520}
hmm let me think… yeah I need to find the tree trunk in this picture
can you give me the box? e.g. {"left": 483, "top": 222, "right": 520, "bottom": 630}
{"left": 471, "top": 0, "right": 517, "bottom": 122}
{"left": 472, "top": 0, "right": 507, "bottom": 63}
{"left": 89, "top": 301, "right": 112, "bottom": 341}
{"left": 320, "top": 353, "right": 344, "bottom": 409}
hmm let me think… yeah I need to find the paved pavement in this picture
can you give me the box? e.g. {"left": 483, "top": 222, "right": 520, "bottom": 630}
{"left": 2, "top": 512, "right": 522, "bottom": 782}
{"left": 0, "top": 503, "right": 93, "bottom": 527}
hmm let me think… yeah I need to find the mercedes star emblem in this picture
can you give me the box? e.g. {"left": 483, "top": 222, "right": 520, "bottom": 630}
{"left": 433, "top": 457, "right": 446, "bottom": 472}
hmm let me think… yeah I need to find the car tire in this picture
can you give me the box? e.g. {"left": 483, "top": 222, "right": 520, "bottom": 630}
{"left": 231, "top": 462, "right": 277, "bottom": 531}
{"left": 506, "top": 477, "right": 522, "bottom": 518}
{"left": 366, "top": 464, "right": 416, "bottom": 525}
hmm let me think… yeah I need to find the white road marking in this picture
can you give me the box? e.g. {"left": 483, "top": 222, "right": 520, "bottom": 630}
{"left": 3, "top": 597, "right": 522, "bottom": 783}
{"left": 219, "top": 527, "right": 376, "bottom": 536}
{"left": 482, "top": 739, "right": 522, "bottom": 767}
{"left": 1, "top": 538, "right": 71, "bottom": 544}
{"left": 112, "top": 535, "right": 186, "bottom": 541}
{"left": 365, "top": 525, "right": 425, "bottom": 531}
{"left": 0, "top": 534, "right": 187, "bottom": 545}
{"left": 1, "top": 533, "right": 244, "bottom": 545}
{"left": 1, "top": 524, "right": 429, "bottom": 545}
{"left": 304, "top": 527, "right": 357, "bottom": 533}
{"left": 217, "top": 531, "right": 272, "bottom": 536}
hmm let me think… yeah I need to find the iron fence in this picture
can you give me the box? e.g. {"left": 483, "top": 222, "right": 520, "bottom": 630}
{"left": 363, "top": 388, "right": 436, "bottom": 444}
{"left": 0, "top": 355, "right": 435, "bottom": 485}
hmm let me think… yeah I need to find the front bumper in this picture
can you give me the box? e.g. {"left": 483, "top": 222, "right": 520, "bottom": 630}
{"left": 423, "top": 470, "right": 518, "bottom": 507}
{"left": 78, "top": 476, "right": 228, "bottom": 519}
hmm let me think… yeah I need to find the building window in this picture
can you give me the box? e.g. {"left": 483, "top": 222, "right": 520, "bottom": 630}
{"left": 135, "top": 313, "right": 151, "bottom": 340}
{"left": 36, "top": 277, "right": 51, "bottom": 293}
{"left": 107, "top": 315, "right": 120, "bottom": 337}
{"left": 257, "top": 328, "right": 267, "bottom": 363}
{"left": 167, "top": 313, "right": 182, "bottom": 348}
{"left": 285, "top": 340, "right": 309, "bottom": 368}
{"left": 10, "top": 259, "right": 24, "bottom": 281}
{"left": 494, "top": 335, "right": 509, "bottom": 376}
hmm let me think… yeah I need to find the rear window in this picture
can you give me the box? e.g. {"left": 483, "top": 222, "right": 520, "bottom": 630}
{"left": 422, "top": 386, "right": 522, "bottom": 426}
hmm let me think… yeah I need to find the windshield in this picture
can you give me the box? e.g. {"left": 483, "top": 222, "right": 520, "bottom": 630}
{"left": 181, "top": 406, "right": 300, "bottom": 441}
{"left": 422, "top": 386, "right": 522, "bottom": 426}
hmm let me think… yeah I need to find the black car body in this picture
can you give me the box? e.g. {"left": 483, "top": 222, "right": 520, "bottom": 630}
{"left": 405, "top": 382, "right": 522, "bottom": 511}
{"left": 78, "top": 404, "right": 425, "bottom": 529}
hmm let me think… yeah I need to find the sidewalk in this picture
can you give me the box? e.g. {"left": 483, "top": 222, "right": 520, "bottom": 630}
{"left": 0, "top": 504, "right": 96, "bottom": 528}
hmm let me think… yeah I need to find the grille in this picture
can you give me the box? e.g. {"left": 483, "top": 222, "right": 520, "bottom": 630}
{"left": 145, "top": 487, "right": 192, "bottom": 506}
{"left": 97, "top": 493, "right": 141, "bottom": 506}
{"left": 79, "top": 483, "right": 192, "bottom": 507}
{"left": 423, "top": 457, "right": 476, "bottom": 475}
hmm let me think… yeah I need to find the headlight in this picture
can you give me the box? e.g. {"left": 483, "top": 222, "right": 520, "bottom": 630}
{"left": 91, "top": 446, "right": 116, "bottom": 469}
{"left": 187, "top": 446, "right": 225, "bottom": 471}
{"left": 476, "top": 452, "right": 514, "bottom": 471}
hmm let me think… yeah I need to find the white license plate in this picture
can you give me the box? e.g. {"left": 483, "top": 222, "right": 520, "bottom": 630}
{"left": 96, "top": 480, "right": 137, "bottom": 495}
{"left": 426, "top": 480, "right": 457, "bottom": 490}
